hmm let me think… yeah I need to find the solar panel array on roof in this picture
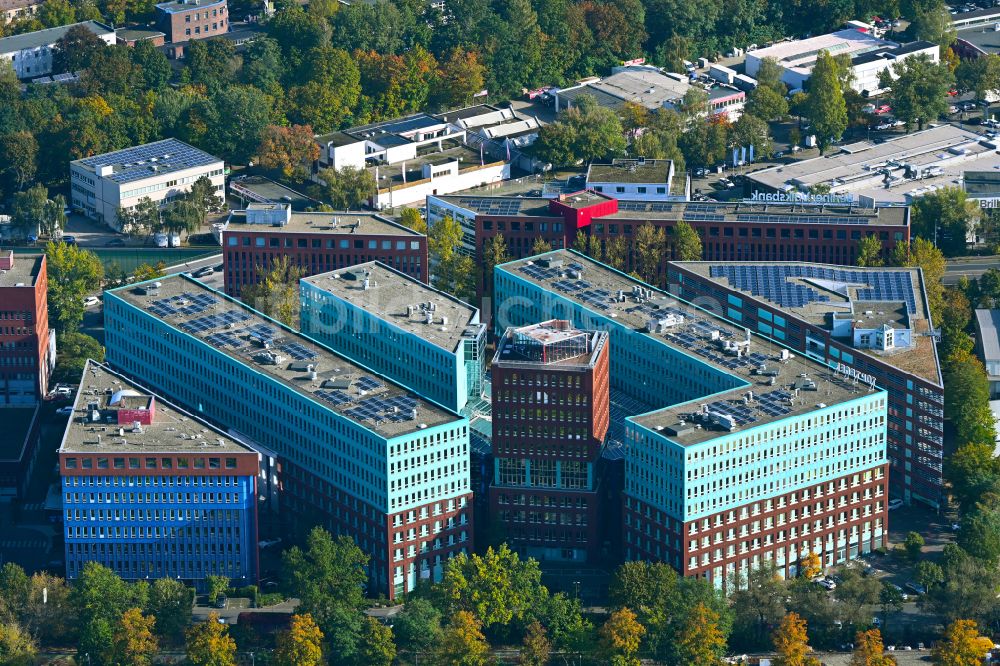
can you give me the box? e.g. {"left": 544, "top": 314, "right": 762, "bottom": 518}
{"left": 78, "top": 139, "right": 219, "bottom": 185}
{"left": 147, "top": 292, "right": 217, "bottom": 317}
{"left": 280, "top": 342, "right": 317, "bottom": 361}
{"left": 357, "top": 376, "right": 383, "bottom": 392}
{"left": 709, "top": 265, "right": 917, "bottom": 313}
{"left": 205, "top": 331, "right": 245, "bottom": 349}
{"left": 315, "top": 389, "right": 352, "bottom": 407}
{"left": 180, "top": 311, "right": 250, "bottom": 333}
{"left": 247, "top": 324, "right": 277, "bottom": 344}
{"left": 345, "top": 394, "right": 419, "bottom": 422}
{"left": 458, "top": 198, "right": 524, "bottom": 216}
{"left": 519, "top": 263, "right": 560, "bottom": 281}
{"left": 736, "top": 213, "right": 869, "bottom": 225}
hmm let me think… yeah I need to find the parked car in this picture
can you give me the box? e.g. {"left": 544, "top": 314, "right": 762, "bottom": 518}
{"left": 193, "top": 266, "right": 214, "bottom": 278}
{"left": 105, "top": 238, "right": 125, "bottom": 247}
{"left": 213, "top": 595, "right": 228, "bottom": 609}
{"left": 154, "top": 233, "right": 168, "bottom": 248}
{"left": 83, "top": 296, "right": 100, "bottom": 307}
{"left": 816, "top": 578, "right": 837, "bottom": 591}
{"left": 258, "top": 538, "right": 282, "bottom": 548}
{"left": 56, "top": 406, "right": 74, "bottom": 416}
{"left": 888, "top": 498, "right": 904, "bottom": 510}
{"left": 875, "top": 104, "right": 891, "bottom": 114}
{"left": 62, "top": 235, "right": 77, "bottom": 245}
{"left": 905, "top": 581, "right": 926, "bottom": 595}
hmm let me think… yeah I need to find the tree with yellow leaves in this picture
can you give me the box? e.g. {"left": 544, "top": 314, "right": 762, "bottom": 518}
{"left": 850, "top": 629, "right": 897, "bottom": 666}
{"left": 185, "top": 612, "right": 236, "bottom": 666}
{"left": 600, "top": 607, "right": 646, "bottom": 666}
{"left": 275, "top": 613, "right": 324, "bottom": 666}
{"left": 432, "top": 610, "right": 493, "bottom": 666}
{"left": 932, "top": 619, "right": 994, "bottom": 666}
{"left": 800, "top": 552, "right": 822, "bottom": 580}
{"left": 112, "top": 607, "right": 158, "bottom": 666}
{"left": 674, "top": 602, "right": 727, "bottom": 666}
{"left": 773, "top": 612, "right": 821, "bottom": 666}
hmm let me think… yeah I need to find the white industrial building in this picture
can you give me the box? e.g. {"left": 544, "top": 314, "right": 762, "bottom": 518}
{"left": 745, "top": 26, "right": 939, "bottom": 96}
{"left": 0, "top": 21, "right": 115, "bottom": 79}
{"left": 69, "top": 138, "right": 225, "bottom": 231}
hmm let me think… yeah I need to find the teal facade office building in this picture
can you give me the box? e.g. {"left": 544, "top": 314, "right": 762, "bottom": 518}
{"left": 103, "top": 275, "right": 473, "bottom": 598}
{"left": 495, "top": 251, "right": 889, "bottom": 587}
{"left": 300, "top": 261, "right": 486, "bottom": 414}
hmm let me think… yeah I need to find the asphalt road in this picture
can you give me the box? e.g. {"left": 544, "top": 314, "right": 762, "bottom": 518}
{"left": 944, "top": 255, "right": 999, "bottom": 285}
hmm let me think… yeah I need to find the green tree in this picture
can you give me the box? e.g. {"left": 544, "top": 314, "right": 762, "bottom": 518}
{"left": 729, "top": 562, "right": 787, "bottom": 651}
{"left": 0, "top": 564, "right": 31, "bottom": 623}
{"left": 275, "top": 613, "right": 324, "bottom": 666}
{"left": 956, "top": 54, "right": 1000, "bottom": 100}
{"left": 399, "top": 207, "right": 427, "bottom": 234}
{"left": 393, "top": 597, "right": 441, "bottom": 655}
{"left": 878, "top": 581, "right": 904, "bottom": 628}
{"left": 146, "top": 578, "right": 193, "bottom": 642}
{"left": 116, "top": 197, "right": 159, "bottom": 238}
{"left": 746, "top": 84, "right": 790, "bottom": 121}
{"left": 519, "top": 620, "right": 551, "bottom": 666}
{"left": 931, "top": 619, "right": 993, "bottom": 666}
{"left": 673, "top": 220, "right": 702, "bottom": 260}
{"left": 633, "top": 223, "right": 665, "bottom": 285}
{"left": 112, "top": 607, "right": 157, "bottom": 666}
{"left": 599, "top": 607, "right": 645, "bottom": 666}
{"left": 921, "top": 548, "right": 1000, "bottom": 625}
{"left": 241, "top": 255, "right": 306, "bottom": 329}
{"left": 159, "top": 200, "right": 202, "bottom": 239}
{"left": 958, "top": 496, "right": 1000, "bottom": 563}
{"left": 51, "top": 332, "right": 104, "bottom": 384}
{"left": 0, "top": 621, "right": 36, "bottom": 666}
{"left": 313, "top": 166, "right": 376, "bottom": 210}
{"left": 12, "top": 184, "right": 64, "bottom": 238}
{"left": 358, "top": 616, "right": 396, "bottom": 666}
{"left": 857, "top": 234, "right": 884, "bottom": 267}
{"left": 806, "top": 51, "right": 848, "bottom": 154}
{"left": 915, "top": 561, "right": 945, "bottom": 592}
{"left": 833, "top": 567, "right": 883, "bottom": 628}
{"left": 729, "top": 112, "right": 773, "bottom": 158}
{"left": 0, "top": 131, "right": 38, "bottom": 197}
{"left": 943, "top": 349, "right": 997, "bottom": 450}
{"left": 286, "top": 47, "right": 360, "bottom": 133}
{"left": 772, "top": 612, "right": 821, "bottom": 666}
{"left": 432, "top": 611, "right": 493, "bottom": 666}
{"left": 205, "top": 576, "right": 229, "bottom": 606}
{"left": 535, "top": 96, "right": 626, "bottom": 166}
{"left": 131, "top": 39, "right": 171, "bottom": 90}
{"left": 45, "top": 241, "right": 104, "bottom": 333}
{"left": 185, "top": 613, "right": 236, "bottom": 666}
{"left": 183, "top": 38, "right": 239, "bottom": 92}
{"left": 482, "top": 233, "right": 511, "bottom": 295}
{"left": 674, "top": 602, "right": 727, "bottom": 666}
{"left": 892, "top": 238, "right": 946, "bottom": 323}
{"left": 52, "top": 23, "right": 108, "bottom": 74}
{"left": 904, "top": 531, "right": 925, "bottom": 561}
{"left": 908, "top": 0, "right": 956, "bottom": 47}
{"left": 910, "top": 187, "right": 979, "bottom": 257}
{"left": 882, "top": 54, "right": 954, "bottom": 131}
{"left": 429, "top": 215, "right": 474, "bottom": 300}
{"left": 531, "top": 237, "right": 552, "bottom": 255}
{"left": 187, "top": 176, "right": 222, "bottom": 219}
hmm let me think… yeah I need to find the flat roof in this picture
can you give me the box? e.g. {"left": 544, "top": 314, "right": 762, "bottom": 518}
{"left": 110, "top": 275, "right": 459, "bottom": 438}
{"left": 435, "top": 195, "right": 908, "bottom": 226}
{"left": 673, "top": 261, "right": 941, "bottom": 383}
{"left": 72, "top": 138, "right": 221, "bottom": 185}
{"left": 229, "top": 175, "right": 318, "bottom": 209}
{"left": 747, "top": 28, "right": 894, "bottom": 74}
{"left": 0, "top": 20, "right": 112, "bottom": 53}
{"left": 115, "top": 28, "right": 165, "bottom": 41}
{"left": 494, "top": 321, "right": 607, "bottom": 369}
{"left": 963, "top": 170, "right": 1000, "bottom": 196}
{"left": 156, "top": 0, "right": 224, "bottom": 11}
{"left": 0, "top": 252, "right": 41, "bottom": 288}
{"left": 375, "top": 141, "right": 486, "bottom": 187}
{"left": 436, "top": 105, "right": 500, "bottom": 122}
{"left": 588, "top": 159, "right": 672, "bottom": 185}
{"left": 60, "top": 361, "right": 256, "bottom": 454}
{"left": 0, "top": 407, "right": 37, "bottom": 462}
{"left": 976, "top": 309, "right": 1000, "bottom": 364}
{"left": 302, "top": 261, "right": 481, "bottom": 352}
{"left": 224, "top": 210, "right": 421, "bottom": 236}
{"left": 747, "top": 124, "right": 999, "bottom": 204}
{"left": 501, "top": 251, "right": 878, "bottom": 444}
{"left": 345, "top": 113, "right": 443, "bottom": 141}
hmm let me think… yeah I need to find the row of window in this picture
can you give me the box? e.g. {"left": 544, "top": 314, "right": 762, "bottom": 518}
{"left": 63, "top": 456, "right": 239, "bottom": 470}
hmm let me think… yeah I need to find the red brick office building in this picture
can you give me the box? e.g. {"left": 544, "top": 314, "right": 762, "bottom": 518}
{"left": 156, "top": 0, "right": 227, "bottom": 43}
{"left": 221, "top": 204, "right": 428, "bottom": 297}
{"left": 427, "top": 192, "right": 909, "bottom": 288}
{"left": 0, "top": 251, "right": 52, "bottom": 405}
{"left": 489, "top": 320, "right": 610, "bottom": 563}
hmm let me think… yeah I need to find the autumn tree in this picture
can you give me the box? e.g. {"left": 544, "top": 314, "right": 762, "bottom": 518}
{"left": 673, "top": 220, "right": 702, "bottom": 261}
{"left": 275, "top": 613, "right": 324, "bottom": 666}
{"left": 399, "top": 207, "right": 427, "bottom": 234}
{"left": 358, "top": 616, "right": 396, "bottom": 666}
{"left": 633, "top": 223, "right": 666, "bottom": 285}
{"left": 0, "top": 621, "right": 35, "bottom": 666}
{"left": 428, "top": 215, "right": 475, "bottom": 301}
{"left": 185, "top": 613, "right": 236, "bottom": 666}
{"left": 932, "top": 619, "right": 993, "bottom": 666}
{"left": 433, "top": 611, "right": 493, "bottom": 666}
{"left": 674, "top": 602, "right": 727, "bottom": 666}
{"left": 850, "top": 629, "right": 896, "bottom": 666}
{"left": 433, "top": 48, "right": 486, "bottom": 110}
{"left": 257, "top": 124, "right": 320, "bottom": 180}
{"left": 800, "top": 552, "right": 822, "bottom": 580}
{"left": 481, "top": 233, "right": 511, "bottom": 295}
{"left": 772, "top": 612, "right": 821, "bottom": 666}
{"left": 113, "top": 608, "right": 158, "bottom": 666}
{"left": 599, "top": 607, "right": 646, "bottom": 666}
{"left": 519, "top": 621, "right": 552, "bottom": 666}
{"left": 857, "top": 234, "right": 884, "bottom": 267}
{"left": 241, "top": 255, "right": 306, "bottom": 327}
{"left": 531, "top": 237, "right": 552, "bottom": 255}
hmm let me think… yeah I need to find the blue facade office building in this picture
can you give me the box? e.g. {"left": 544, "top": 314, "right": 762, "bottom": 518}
{"left": 102, "top": 276, "right": 472, "bottom": 599}
{"left": 58, "top": 361, "right": 259, "bottom": 584}
{"left": 495, "top": 251, "right": 889, "bottom": 587}
{"left": 300, "top": 261, "right": 487, "bottom": 414}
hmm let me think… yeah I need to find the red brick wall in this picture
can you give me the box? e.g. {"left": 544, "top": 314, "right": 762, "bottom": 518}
{"left": 157, "top": 0, "right": 228, "bottom": 43}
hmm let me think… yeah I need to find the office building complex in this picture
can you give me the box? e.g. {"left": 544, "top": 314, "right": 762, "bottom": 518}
{"left": 0, "top": 21, "right": 115, "bottom": 79}
{"left": 103, "top": 276, "right": 471, "bottom": 597}
{"left": 300, "top": 261, "right": 486, "bottom": 414}
{"left": 58, "top": 361, "right": 259, "bottom": 584}
{"left": 219, "top": 204, "right": 428, "bottom": 297}
{"left": 974, "top": 309, "right": 1000, "bottom": 399}
{"left": 0, "top": 251, "right": 53, "bottom": 405}
{"left": 0, "top": 407, "right": 40, "bottom": 501}
{"left": 669, "top": 261, "right": 944, "bottom": 508}
{"left": 585, "top": 159, "right": 688, "bottom": 202}
{"left": 428, "top": 192, "right": 908, "bottom": 285}
{"left": 156, "top": 0, "right": 228, "bottom": 43}
{"left": 70, "top": 138, "right": 225, "bottom": 231}
{"left": 489, "top": 321, "right": 610, "bottom": 563}
{"left": 495, "top": 251, "right": 888, "bottom": 585}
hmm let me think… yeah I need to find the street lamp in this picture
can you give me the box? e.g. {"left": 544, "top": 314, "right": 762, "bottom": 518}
{"left": 249, "top": 651, "right": 255, "bottom": 666}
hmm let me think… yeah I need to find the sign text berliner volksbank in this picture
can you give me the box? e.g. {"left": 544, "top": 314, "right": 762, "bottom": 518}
{"left": 748, "top": 191, "right": 855, "bottom": 205}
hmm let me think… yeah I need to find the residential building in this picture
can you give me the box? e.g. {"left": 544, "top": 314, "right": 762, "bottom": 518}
{"left": 103, "top": 275, "right": 472, "bottom": 598}
{"left": 974, "top": 309, "right": 1000, "bottom": 399}
{"left": 58, "top": 361, "right": 259, "bottom": 585}
{"left": 0, "top": 0, "right": 42, "bottom": 23}
{"left": 219, "top": 204, "right": 427, "bottom": 297}
{"left": 669, "top": 261, "right": 944, "bottom": 508}
{"left": 427, "top": 191, "right": 908, "bottom": 286}
{"left": 69, "top": 138, "right": 225, "bottom": 231}
{"left": 489, "top": 321, "right": 610, "bottom": 563}
{"left": 554, "top": 66, "right": 745, "bottom": 120}
{"left": 495, "top": 250, "right": 889, "bottom": 586}
{"left": 745, "top": 26, "right": 938, "bottom": 95}
{"left": 745, "top": 124, "right": 995, "bottom": 207}
{"left": 156, "top": 0, "right": 228, "bottom": 43}
{"left": 314, "top": 111, "right": 511, "bottom": 210}
{"left": 0, "top": 251, "right": 53, "bottom": 405}
{"left": 0, "top": 21, "right": 115, "bottom": 79}
{"left": 0, "top": 406, "right": 40, "bottom": 501}
{"left": 300, "top": 261, "right": 486, "bottom": 414}
{"left": 585, "top": 159, "right": 688, "bottom": 202}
